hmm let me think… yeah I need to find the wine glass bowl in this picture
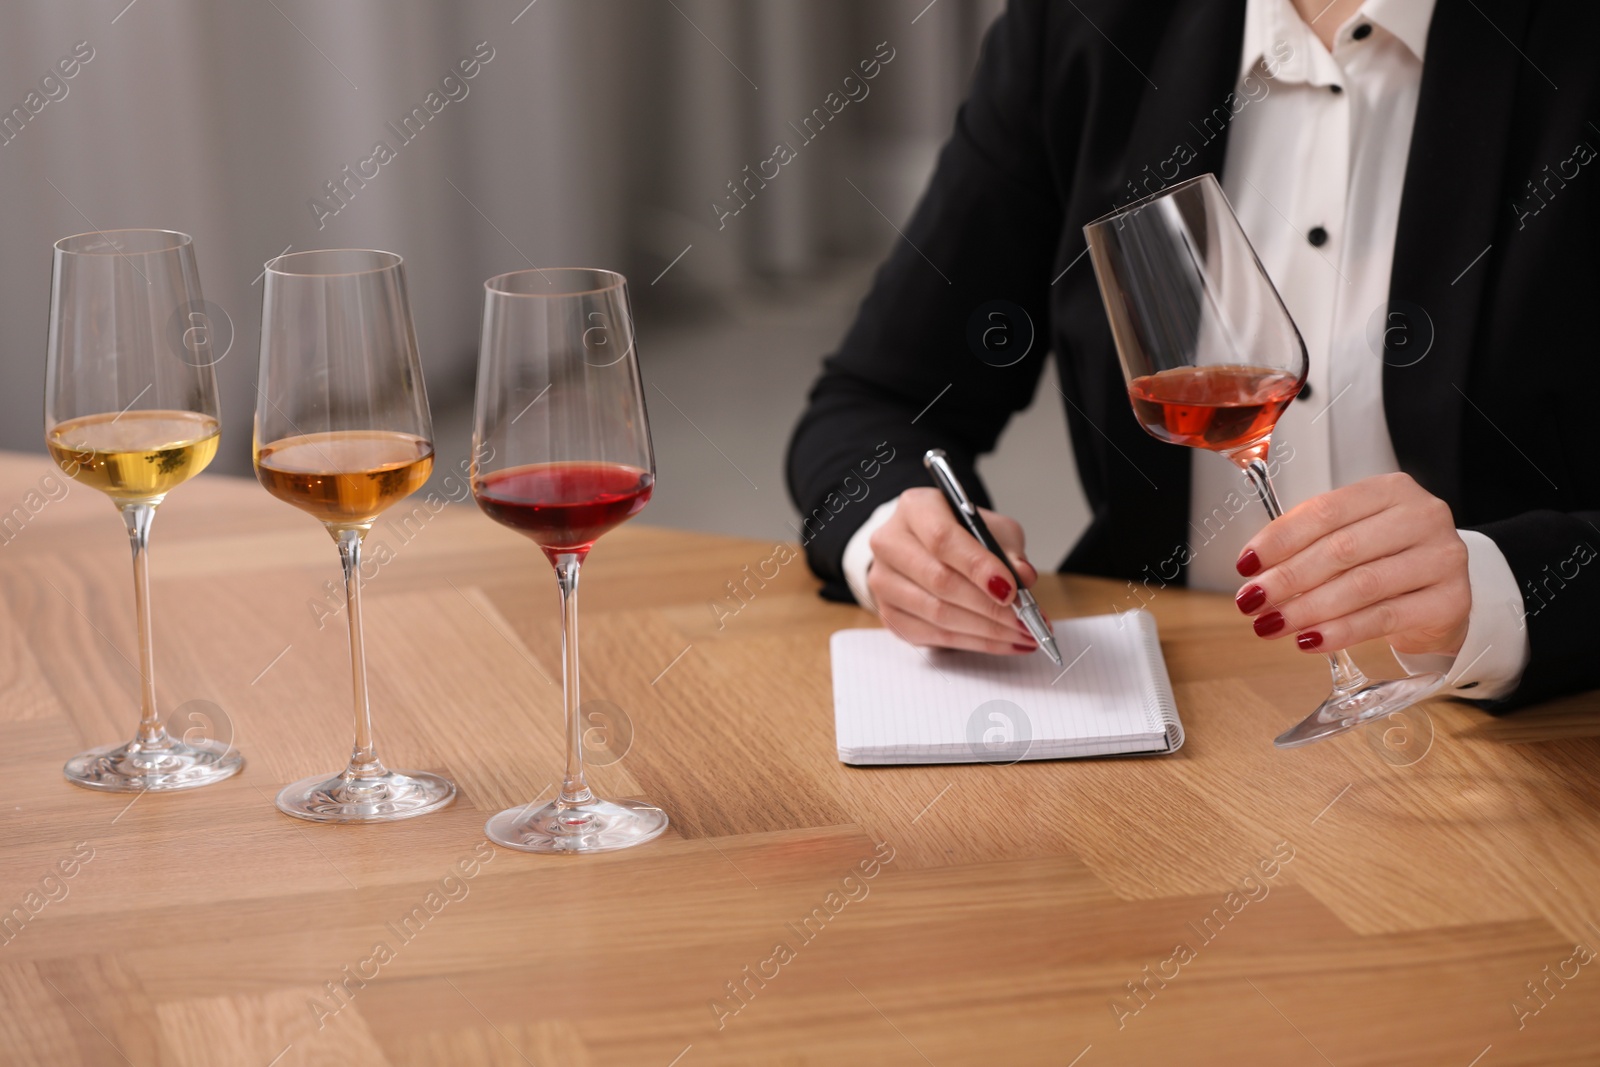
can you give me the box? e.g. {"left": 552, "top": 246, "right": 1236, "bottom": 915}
{"left": 254, "top": 248, "right": 455, "bottom": 822}
{"left": 45, "top": 228, "right": 242, "bottom": 791}
{"left": 1085, "top": 175, "right": 1444, "bottom": 748}
{"left": 472, "top": 267, "right": 668, "bottom": 853}
{"left": 1090, "top": 175, "right": 1308, "bottom": 458}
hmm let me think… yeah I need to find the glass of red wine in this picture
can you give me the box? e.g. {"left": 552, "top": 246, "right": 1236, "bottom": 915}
{"left": 1084, "top": 173, "right": 1444, "bottom": 748}
{"left": 471, "top": 268, "right": 669, "bottom": 852}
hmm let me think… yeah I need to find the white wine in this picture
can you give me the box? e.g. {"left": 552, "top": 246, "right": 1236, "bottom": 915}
{"left": 47, "top": 410, "right": 220, "bottom": 502}
{"left": 255, "top": 430, "right": 433, "bottom": 527}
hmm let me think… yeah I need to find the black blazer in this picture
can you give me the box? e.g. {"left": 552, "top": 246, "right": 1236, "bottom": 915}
{"left": 785, "top": 0, "right": 1600, "bottom": 708}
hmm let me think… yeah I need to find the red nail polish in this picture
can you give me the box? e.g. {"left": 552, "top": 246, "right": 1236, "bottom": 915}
{"left": 1254, "top": 611, "right": 1285, "bottom": 637}
{"left": 1013, "top": 643, "right": 1036, "bottom": 652}
{"left": 1235, "top": 585, "right": 1267, "bottom": 614}
{"left": 1297, "top": 631, "right": 1323, "bottom": 651}
{"left": 987, "top": 575, "right": 1013, "bottom": 603}
{"left": 1237, "top": 549, "right": 1261, "bottom": 577}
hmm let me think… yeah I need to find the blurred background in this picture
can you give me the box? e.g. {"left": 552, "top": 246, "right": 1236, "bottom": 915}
{"left": 0, "top": 0, "right": 1088, "bottom": 567}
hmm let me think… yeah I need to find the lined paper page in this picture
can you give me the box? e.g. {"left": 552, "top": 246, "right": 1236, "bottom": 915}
{"left": 831, "top": 611, "right": 1182, "bottom": 765}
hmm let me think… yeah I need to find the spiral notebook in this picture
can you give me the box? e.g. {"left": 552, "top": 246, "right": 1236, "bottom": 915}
{"left": 830, "top": 610, "right": 1184, "bottom": 765}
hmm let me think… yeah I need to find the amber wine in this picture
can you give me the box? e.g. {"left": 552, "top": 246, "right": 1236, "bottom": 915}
{"left": 47, "top": 410, "right": 221, "bottom": 501}
{"left": 255, "top": 430, "right": 434, "bottom": 526}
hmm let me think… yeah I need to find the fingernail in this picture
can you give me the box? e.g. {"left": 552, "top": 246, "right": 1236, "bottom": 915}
{"left": 987, "top": 575, "right": 1013, "bottom": 603}
{"left": 1235, "top": 585, "right": 1267, "bottom": 614}
{"left": 1297, "top": 631, "right": 1323, "bottom": 651}
{"left": 1254, "top": 611, "right": 1284, "bottom": 637}
{"left": 1013, "top": 643, "right": 1036, "bottom": 652}
{"left": 1237, "top": 549, "right": 1261, "bottom": 577}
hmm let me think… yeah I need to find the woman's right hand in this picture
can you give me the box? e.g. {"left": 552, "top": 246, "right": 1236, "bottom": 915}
{"left": 866, "top": 487, "right": 1041, "bottom": 654}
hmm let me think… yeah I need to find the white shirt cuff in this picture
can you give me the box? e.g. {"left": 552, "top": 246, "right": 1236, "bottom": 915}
{"left": 1391, "top": 530, "right": 1530, "bottom": 700}
{"left": 841, "top": 497, "right": 901, "bottom": 612}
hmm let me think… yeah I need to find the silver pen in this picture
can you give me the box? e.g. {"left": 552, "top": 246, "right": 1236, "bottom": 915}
{"left": 922, "top": 449, "right": 1062, "bottom": 667}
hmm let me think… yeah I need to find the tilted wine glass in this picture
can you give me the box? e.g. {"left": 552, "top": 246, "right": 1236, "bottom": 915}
{"left": 472, "top": 268, "right": 669, "bottom": 853}
{"left": 1084, "top": 174, "right": 1444, "bottom": 748}
{"left": 254, "top": 249, "right": 455, "bottom": 821}
{"left": 45, "top": 228, "right": 244, "bottom": 790}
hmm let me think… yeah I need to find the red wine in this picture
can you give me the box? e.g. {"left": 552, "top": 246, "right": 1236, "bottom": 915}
{"left": 1128, "top": 364, "right": 1302, "bottom": 453}
{"left": 475, "top": 462, "right": 653, "bottom": 562}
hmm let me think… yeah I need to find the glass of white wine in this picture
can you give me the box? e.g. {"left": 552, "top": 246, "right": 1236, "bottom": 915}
{"left": 45, "top": 228, "right": 243, "bottom": 791}
{"left": 254, "top": 249, "right": 455, "bottom": 823}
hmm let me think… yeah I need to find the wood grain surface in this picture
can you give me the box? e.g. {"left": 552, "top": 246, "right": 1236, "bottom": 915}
{"left": 1, "top": 452, "right": 1598, "bottom": 1066}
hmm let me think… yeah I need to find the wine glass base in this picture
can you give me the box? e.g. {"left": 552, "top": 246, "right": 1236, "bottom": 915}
{"left": 485, "top": 796, "right": 668, "bottom": 854}
{"left": 64, "top": 737, "right": 243, "bottom": 792}
{"left": 1274, "top": 671, "right": 1447, "bottom": 749}
{"left": 275, "top": 769, "right": 456, "bottom": 823}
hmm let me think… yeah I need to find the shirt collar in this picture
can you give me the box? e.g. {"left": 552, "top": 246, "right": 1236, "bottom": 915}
{"left": 1238, "top": 0, "right": 1316, "bottom": 84}
{"left": 1362, "top": 0, "right": 1435, "bottom": 61}
{"left": 1238, "top": 0, "right": 1436, "bottom": 83}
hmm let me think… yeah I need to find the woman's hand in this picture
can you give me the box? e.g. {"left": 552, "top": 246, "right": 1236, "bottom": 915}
{"left": 1233, "top": 472, "right": 1471, "bottom": 656}
{"left": 866, "top": 487, "right": 1041, "bottom": 654}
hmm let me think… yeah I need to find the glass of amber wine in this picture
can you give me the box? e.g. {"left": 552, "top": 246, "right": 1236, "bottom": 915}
{"left": 1084, "top": 174, "right": 1444, "bottom": 747}
{"left": 254, "top": 249, "right": 455, "bottom": 821}
{"left": 472, "top": 268, "right": 668, "bottom": 853}
{"left": 45, "top": 228, "right": 243, "bottom": 791}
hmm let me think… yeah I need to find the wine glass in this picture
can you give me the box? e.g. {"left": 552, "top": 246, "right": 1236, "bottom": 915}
{"left": 1084, "top": 174, "right": 1445, "bottom": 748}
{"left": 45, "top": 228, "right": 244, "bottom": 791}
{"left": 254, "top": 249, "right": 455, "bottom": 821}
{"left": 472, "top": 268, "right": 668, "bottom": 853}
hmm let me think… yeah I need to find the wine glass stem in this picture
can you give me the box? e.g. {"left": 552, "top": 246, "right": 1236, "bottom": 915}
{"left": 336, "top": 528, "right": 386, "bottom": 779}
{"left": 554, "top": 554, "right": 594, "bottom": 808}
{"left": 121, "top": 501, "right": 168, "bottom": 748}
{"left": 1239, "top": 455, "right": 1370, "bottom": 695}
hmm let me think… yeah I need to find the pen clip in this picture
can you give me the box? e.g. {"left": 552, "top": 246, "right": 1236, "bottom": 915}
{"left": 922, "top": 449, "right": 975, "bottom": 514}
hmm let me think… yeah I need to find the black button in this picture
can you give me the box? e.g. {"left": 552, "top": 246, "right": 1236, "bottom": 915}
{"left": 1297, "top": 382, "right": 1314, "bottom": 402}
{"left": 1329, "top": 84, "right": 1343, "bottom": 94}
{"left": 1351, "top": 23, "right": 1372, "bottom": 40}
{"left": 1308, "top": 226, "right": 1329, "bottom": 247}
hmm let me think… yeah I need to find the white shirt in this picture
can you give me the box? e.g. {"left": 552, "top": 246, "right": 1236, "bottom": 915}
{"left": 843, "top": 0, "right": 1529, "bottom": 699}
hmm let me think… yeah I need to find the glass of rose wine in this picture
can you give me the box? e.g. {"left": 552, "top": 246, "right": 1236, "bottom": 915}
{"left": 472, "top": 268, "right": 668, "bottom": 853}
{"left": 45, "top": 228, "right": 244, "bottom": 791}
{"left": 1084, "top": 174, "right": 1444, "bottom": 748}
{"left": 254, "top": 249, "right": 455, "bottom": 821}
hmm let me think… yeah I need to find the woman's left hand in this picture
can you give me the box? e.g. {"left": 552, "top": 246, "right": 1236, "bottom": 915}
{"left": 1233, "top": 472, "right": 1472, "bottom": 656}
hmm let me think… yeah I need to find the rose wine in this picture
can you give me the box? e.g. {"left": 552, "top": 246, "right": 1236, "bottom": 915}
{"left": 48, "top": 410, "right": 220, "bottom": 501}
{"left": 1128, "top": 364, "right": 1302, "bottom": 453}
{"left": 474, "top": 461, "right": 653, "bottom": 562}
{"left": 255, "top": 430, "right": 433, "bottom": 527}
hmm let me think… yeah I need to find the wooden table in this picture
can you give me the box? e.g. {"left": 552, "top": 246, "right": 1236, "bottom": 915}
{"left": 2, "top": 452, "right": 1598, "bottom": 1066}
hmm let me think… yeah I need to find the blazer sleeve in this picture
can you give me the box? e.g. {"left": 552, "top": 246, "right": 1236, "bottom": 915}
{"left": 784, "top": 0, "right": 1067, "bottom": 601}
{"left": 1470, "top": 510, "right": 1600, "bottom": 709}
